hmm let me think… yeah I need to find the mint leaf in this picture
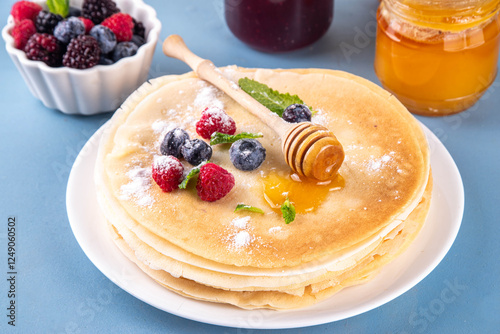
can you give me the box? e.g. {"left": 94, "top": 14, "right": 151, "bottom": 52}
{"left": 210, "top": 132, "right": 263, "bottom": 145}
{"left": 47, "top": 0, "right": 69, "bottom": 17}
{"left": 281, "top": 198, "right": 296, "bottom": 224}
{"left": 239, "top": 78, "right": 305, "bottom": 117}
{"left": 179, "top": 161, "right": 209, "bottom": 189}
{"left": 234, "top": 204, "right": 265, "bottom": 214}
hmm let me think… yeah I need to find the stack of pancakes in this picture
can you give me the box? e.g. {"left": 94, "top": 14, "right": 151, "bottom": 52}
{"left": 95, "top": 67, "right": 432, "bottom": 310}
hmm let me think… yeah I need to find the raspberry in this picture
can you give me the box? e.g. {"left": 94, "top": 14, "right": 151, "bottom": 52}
{"left": 12, "top": 19, "right": 36, "bottom": 50}
{"left": 62, "top": 35, "right": 101, "bottom": 69}
{"left": 101, "top": 13, "right": 133, "bottom": 42}
{"left": 10, "top": 1, "right": 42, "bottom": 24}
{"left": 35, "top": 10, "right": 63, "bottom": 34}
{"left": 82, "top": 0, "right": 119, "bottom": 24}
{"left": 282, "top": 104, "right": 312, "bottom": 123}
{"left": 196, "top": 107, "right": 237, "bottom": 140}
{"left": 78, "top": 17, "right": 95, "bottom": 34}
{"left": 24, "top": 33, "right": 63, "bottom": 67}
{"left": 196, "top": 163, "right": 235, "bottom": 202}
{"left": 152, "top": 155, "right": 184, "bottom": 192}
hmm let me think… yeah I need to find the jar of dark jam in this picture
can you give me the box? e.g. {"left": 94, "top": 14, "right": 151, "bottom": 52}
{"left": 225, "top": 0, "right": 334, "bottom": 52}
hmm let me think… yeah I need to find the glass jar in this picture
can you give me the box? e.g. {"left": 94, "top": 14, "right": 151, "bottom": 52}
{"left": 224, "top": 0, "right": 334, "bottom": 53}
{"left": 374, "top": 0, "right": 500, "bottom": 116}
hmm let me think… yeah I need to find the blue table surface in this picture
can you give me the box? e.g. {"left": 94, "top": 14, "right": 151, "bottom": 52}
{"left": 1, "top": 0, "right": 499, "bottom": 333}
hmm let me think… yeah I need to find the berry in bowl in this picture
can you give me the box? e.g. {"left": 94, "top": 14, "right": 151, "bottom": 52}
{"left": 2, "top": 0, "right": 161, "bottom": 115}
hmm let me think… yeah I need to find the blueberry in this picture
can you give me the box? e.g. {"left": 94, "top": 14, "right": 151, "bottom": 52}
{"left": 160, "top": 128, "right": 190, "bottom": 158}
{"left": 99, "top": 54, "right": 114, "bottom": 66}
{"left": 229, "top": 139, "right": 266, "bottom": 171}
{"left": 282, "top": 104, "right": 312, "bottom": 123}
{"left": 53, "top": 17, "right": 85, "bottom": 44}
{"left": 131, "top": 34, "right": 145, "bottom": 47}
{"left": 68, "top": 7, "right": 81, "bottom": 17}
{"left": 112, "top": 42, "right": 138, "bottom": 62}
{"left": 181, "top": 139, "right": 212, "bottom": 166}
{"left": 90, "top": 25, "right": 117, "bottom": 54}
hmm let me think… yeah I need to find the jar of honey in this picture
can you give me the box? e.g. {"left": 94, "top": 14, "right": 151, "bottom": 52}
{"left": 224, "top": 0, "right": 334, "bottom": 53}
{"left": 374, "top": 0, "right": 500, "bottom": 116}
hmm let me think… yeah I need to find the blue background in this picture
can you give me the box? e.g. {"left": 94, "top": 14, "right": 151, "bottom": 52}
{"left": 1, "top": 0, "right": 499, "bottom": 333}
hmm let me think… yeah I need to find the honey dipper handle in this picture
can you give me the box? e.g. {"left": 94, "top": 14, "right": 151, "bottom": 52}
{"left": 163, "top": 35, "right": 289, "bottom": 136}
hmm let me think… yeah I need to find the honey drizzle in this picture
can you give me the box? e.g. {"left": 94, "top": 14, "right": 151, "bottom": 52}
{"left": 261, "top": 170, "right": 344, "bottom": 214}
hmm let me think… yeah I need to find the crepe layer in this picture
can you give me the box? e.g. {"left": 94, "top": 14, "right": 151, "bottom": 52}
{"left": 95, "top": 67, "right": 432, "bottom": 309}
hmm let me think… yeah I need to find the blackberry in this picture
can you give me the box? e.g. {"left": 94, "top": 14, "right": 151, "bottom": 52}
{"left": 90, "top": 25, "right": 116, "bottom": 54}
{"left": 68, "top": 7, "right": 82, "bottom": 17}
{"left": 132, "top": 18, "right": 145, "bottom": 38}
{"left": 62, "top": 35, "right": 101, "bottom": 69}
{"left": 282, "top": 104, "right": 312, "bottom": 123}
{"left": 54, "top": 17, "right": 85, "bottom": 44}
{"left": 112, "top": 41, "right": 138, "bottom": 62}
{"left": 181, "top": 139, "right": 212, "bottom": 166}
{"left": 24, "top": 33, "right": 63, "bottom": 67}
{"left": 35, "top": 10, "right": 63, "bottom": 34}
{"left": 160, "top": 128, "right": 190, "bottom": 158}
{"left": 82, "top": 0, "right": 120, "bottom": 24}
{"left": 229, "top": 139, "right": 266, "bottom": 171}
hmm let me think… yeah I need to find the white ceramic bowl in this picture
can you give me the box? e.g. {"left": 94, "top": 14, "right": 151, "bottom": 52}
{"left": 2, "top": 0, "right": 161, "bottom": 115}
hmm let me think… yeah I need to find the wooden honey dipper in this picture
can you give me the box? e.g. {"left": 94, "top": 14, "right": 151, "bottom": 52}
{"left": 163, "top": 35, "right": 344, "bottom": 181}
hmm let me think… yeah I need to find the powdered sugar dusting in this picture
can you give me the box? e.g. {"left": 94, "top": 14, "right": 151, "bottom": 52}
{"left": 268, "top": 226, "right": 282, "bottom": 233}
{"left": 229, "top": 80, "right": 239, "bottom": 90}
{"left": 194, "top": 82, "right": 224, "bottom": 110}
{"left": 152, "top": 119, "right": 168, "bottom": 134}
{"left": 344, "top": 145, "right": 400, "bottom": 175}
{"left": 153, "top": 155, "right": 183, "bottom": 173}
{"left": 368, "top": 153, "right": 394, "bottom": 171}
{"left": 120, "top": 166, "right": 154, "bottom": 207}
{"left": 151, "top": 81, "right": 226, "bottom": 153}
{"left": 151, "top": 111, "right": 195, "bottom": 152}
{"left": 153, "top": 109, "right": 196, "bottom": 134}
{"left": 233, "top": 231, "right": 252, "bottom": 247}
{"left": 203, "top": 106, "right": 234, "bottom": 128}
{"left": 232, "top": 216, "right": 251, "bottom": 229}
{"left": 222, "top": 65, "right": 238, "bottom": 80}
{"left": 312, "top": 109, "right": 328, "bottom": 125}
{"left": 221, "top": 66, "right": 241, "bottom": 90}
{"left": 225, "top": 216, "right": 254, "bottom": 249}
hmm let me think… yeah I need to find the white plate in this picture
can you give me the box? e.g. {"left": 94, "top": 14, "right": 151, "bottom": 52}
{"left": 66, "top": 122, "right": 463, "bottom": 329}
